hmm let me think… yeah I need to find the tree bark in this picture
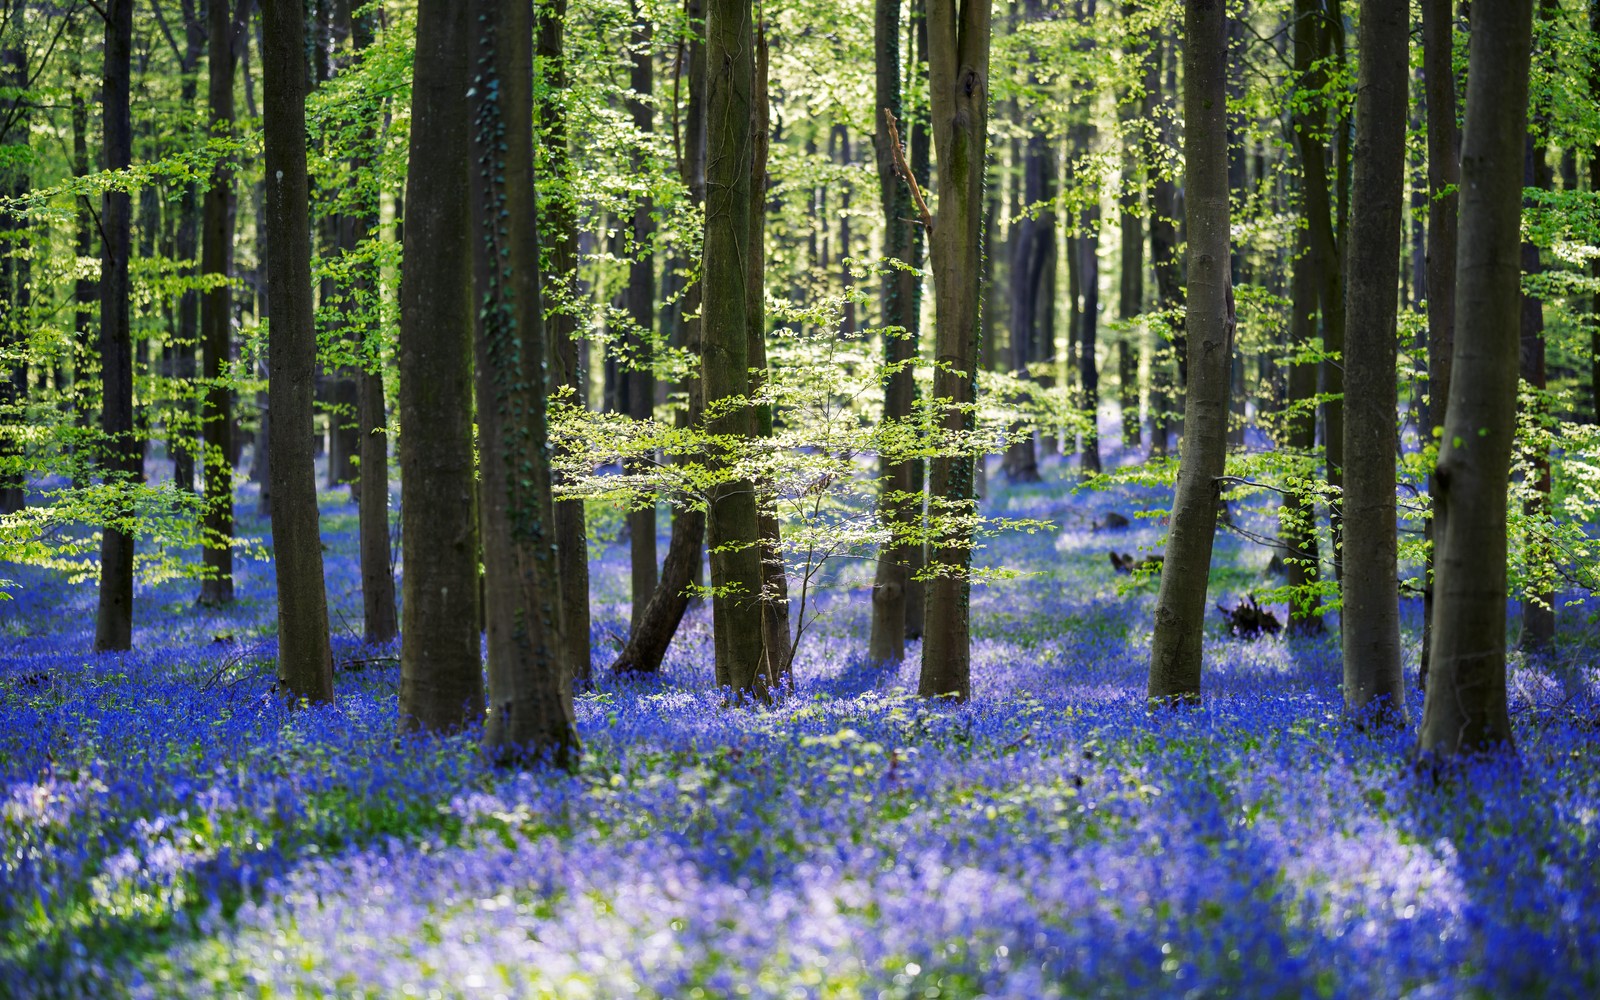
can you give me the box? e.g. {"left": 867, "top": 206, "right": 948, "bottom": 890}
{"left": 94, "top": 0, "right": 136, "bottom": 653}
{"left": 0, "top": 30, "right": 28, "bottom": 515}
{"left": 917, "top": 0, "right": 991, "bottom": 701}
{"left": 1339, "top": 0, "right": 1408, "bottom": 720}
{"left": 540, "top": 0, "right": 592, "bottom": 686}
{"left": 611, "top": 0, "right": 709, "bottom": 677}
{"left": 1519, "top": 134, "right": 1555, "bottom": 653}
{"left": 869, "top": 0, "right": 928, "bottom": 663}
{"left": 397, "top": 0, "right": 482, "bottom": 730}
{"left": 749, "top": 25, "right": 791, "bottom": 684}
{"left": 197, "top": 0, "right": 244, "bottom": 607}
{"left": 170, "top": 6, "right": 205, "bottom": 497}
{"left": 701, "top": 0, "right": 768, "bottom": 697}
{"left": 1417, "top": 0, "right": 1532, "bottom": 760}
{"left": 1284, "top": 225, "right": 1323, "bottom": 634}
{"left": 332, "top": 0, "right": 397, "bottom": 646}
{"left": 1418, "top": 0, "right": 1459, "bottom": 688}
{"left": 1002, "top": 0, "right": 1049, "bottom": 485}
{"left": 1146, "top": 0, "right": 1233, "bottom": 703}
{"left": 1147, "top": 33, "right": 1180, "bottom": 459}
{"left": 625, "top": 7, "right": 657, "bottom": 639}
{"left": 261, "top": 0, "right": 335, "bottom": 701}
{"left": 468, "top": 0, "right": 579, "bottom": 764}
{"left": 1117, "top": 0, "right": 1144, "bottom": 450}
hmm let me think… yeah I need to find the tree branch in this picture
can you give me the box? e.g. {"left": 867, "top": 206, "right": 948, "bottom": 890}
{"left": 882, "top": 107, "right": 932, "bottom": 234}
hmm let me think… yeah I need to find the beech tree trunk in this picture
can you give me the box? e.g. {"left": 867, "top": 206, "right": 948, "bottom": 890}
{"left": 1418, "top": 0, "right": 1459, "bottom": 688}
{"left": 611, "top": 0, "right": 709, "bottom": 677}
{"left": 1417, "top": 0, "right": 1533, "bottom": 760}
{"left": 1519, "top": 134, "right": 1555, "bottom": 653}
{"left": 868, "top": 0, "right": 926, "bottom": 664}
{"left": 749, "top": 26, "right": 792, "bottom": 685}
{"left": 0, "top": 31, "right": 27, "bottom": 515}
{"left": 1340, "top": 0, "right": 1408, "bottom": 721}
{"left": 197, "top": 0, "right": 243, "bottom": 607}
{"left": 468, "top": 0, "right": 579, "bottom": 764}
{"left": 94, "top": 0, "right": 136, "bottom": 653}
{"left": 397, "top": 0, "right": 482, "bottom": 731}
{"left": 261, "top": 0, "right": 335, "bottom": 702}
{"left": 1117, "top": 0, "right": 1143, "bottom": 450}
{"left": 1147, "top": 33, "right": 1180, "bottom": 459}
{"left": 701, "top": 0, "right": 768, "bottom": 698}
{"left": 1003, "top": 1, "right": 1050, "bottom": 485}
{"left": 334, "top": 0, "right": 397, "bottom": 646}
{"left": 539, "top": 0, "right": 592, "bottom": 687}
{"left": 1284, "top": 226, "right": 1323, "bottom": 634}
{"left": 1145, "top": 0, "right": 1233, "bottom": 704}
{"left": 917, "top": 0, "right": 991, "bottom": 701}
{"left": 625, "top": 7, "right": 657, "bottom": 637}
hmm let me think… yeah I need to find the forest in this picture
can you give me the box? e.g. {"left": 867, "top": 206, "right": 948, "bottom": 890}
{"left": 1, "top": 0, "right": 1598, "bottom": 994}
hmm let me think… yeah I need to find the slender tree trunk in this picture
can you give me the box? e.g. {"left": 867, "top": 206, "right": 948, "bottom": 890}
{"left": 1285, "top": 225, "right": 1323, "bottom": 634}
{"left": 468, "top": 0, "right": 579, "bottom": 764}
{"left": 171, "top": 8, "right": 205, "bottom": 497}
{"left": 94, "top": 0, "right": 136, "bottom": 653}
{"left": 330, "top": 0, "right": 397, "bottom": 646}
{"left": 1002, "top": 0, "right": 1049, "bottom": 485}
{"left": 748, "top": 26, "right": 791, "bottom": 684}
{"left": 625, "top": 7, "right": 656, "bottom": 638}
{"left": 1117, "top": 0, "right": 1143, "bottom": 450}
{"left": 0, "top": 32, "right": 27, "bottom": 515}
{"left": 1340, "top": 0, "right": 1408, "bottom": 720}
{"left": 1418, "top": 0, "right": 1459, "bottom": 688}
{"left": 1417, "top": 0, "right": 1532, "bottom": 760}
{"left": 261, "top": 0, "right": 335, "bottom": 701}
{"left": 1077, "top": 200, "right": 1102, "bottom": 476}
{"left": 612, "top": 0, "right": 708, "bottom": 676}
{"left": 70, "top": 42, "right": 95, "bottom": 491}
{"left": 1519, "top": 134, "right": 1555, "bottom": 653}
{"left": 1146, "top": 0, "right": 1233, "bottom": 703}
{"left": 869, "top": 0, "right": 924, "bottom": 663}
{"left": 539, "top": 0, "right": 592, "bottom": 686}
{"left": 1147, "top": 33, "right": 1180, "bottom": 459}
{"left": 701, "top": 0, "right": 768, "bottom": 698}
{"left": 198, "top": 0, "right": 242, "bottom": 607}
{"left": 398, "top": 0, "right": 482, "bottom": 730}
{"left": 918, "top": 0, "right": 991, "bottom": 701}
{"left": 1592, "top": 1, "right": 1600, "bottom": 426}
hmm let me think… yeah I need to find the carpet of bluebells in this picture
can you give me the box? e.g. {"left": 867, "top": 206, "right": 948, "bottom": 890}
{"left": 4, "top": 443, "right": 1600, "bottom": 999}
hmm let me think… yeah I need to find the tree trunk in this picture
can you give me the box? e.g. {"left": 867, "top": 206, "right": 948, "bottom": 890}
{"left": 1519, "top": 134, "right": 1555, "bottom": 653}
{"left": 624, "top": 7, "right": 656, "bottom": 639}
{"left": 1418, "top": 0, "right": 1459, "bottom": 688}
{"left": 70, "top": 40, "right": 95, "bottom": 491}
{"left": 1339, "top": 0, "right": 1408, "bottom": 721}
{"left": 905, "top": 0, "right": 930, "bottom": 641}
{"left": 0, "top": 32, "right": 27, "bottom": 515}
{"left": 1147, "top": 33, "right": 1180, "bottom": 459}
{"left": 612, "top": 0, "right": 709, "bottom": 677}
{"left": 397, "top": 0, "right": 482, "bottom": 731}
{"left": 333, "top": 0, "right": 397, "bottom": 646}
{"left": 1145, "top": 0, "right": 1233, "bottom": 703}
{"left": 701, "top": 0, "right": 768, "bottom": 698}
{"left": 197, "top": 0, "right": 242, "bottom": 607}
{"left": 869, "top": 0, "right": 924, "bottom": 664}
{"left": 1077, "top": 199, "right": 1102, "bottom": 477}
{"left": 749, "top": 25, "right": 791, "bottom": 684}
{"left": 1117, "top": 0, "right": 1143, "bottom": 450}
{"left": 917, "top": 0, "right": 991, "bottom": 701}
{"left": 171, "top": 8, "right": 205, "bottom": 497}
{"left": 94, "top": 0, "right": 136, "bottom": 653}
{"left": 1284, "top": 225, "right": 1323, "bottom": 634}
{"left": 540, "top": 0, "right": 592, "bottom": 687}
{"left": 468, "top": 0, "right": 579, "bottom": 764}
{"left": 261, "top": 0, "right": 335, "bottom": 701}
{"left": 1417, "top": 0, "right": 1532, "bottom": 760}
{"left": 1002, "top": 0, "right": 1049, "bottom": 485}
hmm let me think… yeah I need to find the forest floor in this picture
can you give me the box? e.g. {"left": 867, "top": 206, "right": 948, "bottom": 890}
{"left": 3, "top": 448, "right": 1599, "bottom": 998}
